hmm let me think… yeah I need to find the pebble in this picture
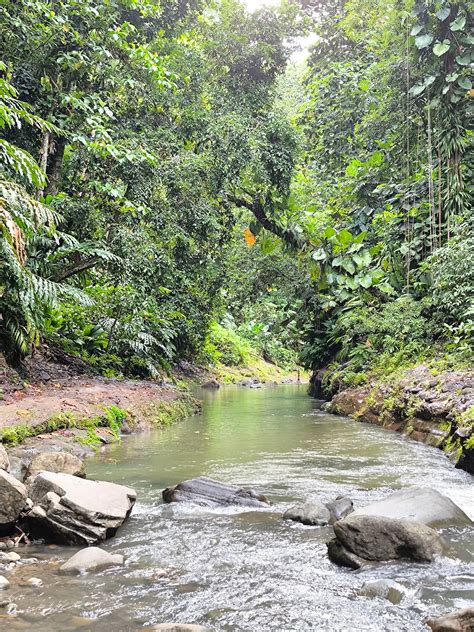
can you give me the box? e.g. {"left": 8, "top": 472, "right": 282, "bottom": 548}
{"left": 0, "top": 552, "right": 20, "bottom": 563}
{"left": 25, "top": 577, "right": 43, "bottom": 588}
{"left": 0, "top": 576, "right": 10, "bottom": 590}
{"left": 5, "top": 602, "right": 17, "bottom": 615}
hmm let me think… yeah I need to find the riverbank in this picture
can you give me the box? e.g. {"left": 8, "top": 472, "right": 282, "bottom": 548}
{"left": 0, "top": 349, "right": 305, "bottom": 471}
{"left": 316, "top": 364, "right": 474, "bottom": 474}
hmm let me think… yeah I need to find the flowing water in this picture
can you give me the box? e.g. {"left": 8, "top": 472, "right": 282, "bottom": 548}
{"left": 5, "top": 385, "right": 474, "bottom": 631}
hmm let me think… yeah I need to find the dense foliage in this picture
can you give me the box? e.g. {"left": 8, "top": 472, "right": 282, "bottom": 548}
{"left": 0, "top": 0, "right": 472, "bottom": 381}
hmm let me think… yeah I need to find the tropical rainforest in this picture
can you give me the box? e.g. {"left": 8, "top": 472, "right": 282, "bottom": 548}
{"left": 0, "top": 0, "right": 472, "bottom": 388}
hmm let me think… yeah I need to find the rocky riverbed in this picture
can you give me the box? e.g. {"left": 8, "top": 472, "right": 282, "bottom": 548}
{"left": 0, "top": 383, "right": 472, "bottom": 630}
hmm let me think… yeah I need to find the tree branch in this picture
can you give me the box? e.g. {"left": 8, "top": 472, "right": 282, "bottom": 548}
{"left": 54, "top": 257, "right": 100, "bottom": 281}
{"left": 229, "top": 195, "right": 304, "bottom": 249}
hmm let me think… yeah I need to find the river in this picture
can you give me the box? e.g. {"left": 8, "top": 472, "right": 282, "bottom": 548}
{"left": 7, "top": 385, "right": 474, "bottom": 631}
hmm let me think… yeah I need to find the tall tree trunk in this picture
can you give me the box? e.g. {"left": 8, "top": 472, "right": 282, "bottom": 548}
{"left": 36, "top": 131, "right": 50, "bottom": 199}
{"left": 45, "top": 137, "right": 66, "bottom": 197}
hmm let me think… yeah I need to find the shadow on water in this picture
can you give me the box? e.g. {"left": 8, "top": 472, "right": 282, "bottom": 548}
{"left": 9, "top": 385, "right": 474, "bottom": 631}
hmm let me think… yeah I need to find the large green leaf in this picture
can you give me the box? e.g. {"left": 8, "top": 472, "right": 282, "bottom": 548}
{"left": 433, "top": 40, "right": 451, "bottom": 56}
{"left": 415, "top": 34, "right": 433, "bottom": 49}
{"left": 450, "top": 15, "right": 466, "bottom": 31}
{"left": 457, "top": 77, "right": 472, "bottom": 90}
{"left": 340, "top": 259, "right": 355, "bottom": 275}
{"left": 436, "top": 6, "right": 450, "bottom": 20}
{"left": 336, "top": 229, "right": 353, "bottom": 245}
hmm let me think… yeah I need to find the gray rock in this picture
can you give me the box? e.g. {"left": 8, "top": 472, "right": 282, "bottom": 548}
{"left": 27, "top": 452, "right": 85, "bottom": 479}
{"left": 0, "top": 445, "right": 9, "bottom": 473}
{"left": 0, "top": 552, "right": 20, "bottom": 563}
{"left": 283, "top": 498, "right": 331, "bottom": 526}
{"left": 0, "top": 576, "right": 9, "bottom": 590}
{"left": 162, "top": 476, "right": 269, "bottom": 508}
{"left": 239, "top": 377, "right": 260, "bottom": 387}
{"left": 24, "top": 471, "right": 136, "bottom": 545}
{"left": 201, "top": 379, "right": 220, "bottom": 389}
{"left": 351, "top": 487, "right": 471, "bottom": 527}
{"left": 327, "top": 538, "right": 367, "bottom": 569}
{"left": 359, "top": 579, "right": 405, "bottom": 604}
{"left": 0, "top": 470, "right": 27, "bottom": 533}
{"left": 8, "top": 456, "right": 27, "bottom": 482}
{"left": 325, "top": 496, "right": 354, "bottom": 523}
{"left": 331, "top": 515, "right": 443, "bottom": 566}
{"left": 426, "top": 607, "right": 474, "bottom": 632}
{"left": 60, "top": 547, "right": 124, "bottom": 574}
{"left": 24, "top": 577, "right": 43, "bottom": 587}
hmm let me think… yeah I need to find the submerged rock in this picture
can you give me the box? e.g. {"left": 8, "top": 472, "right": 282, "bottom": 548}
{"left": 60, "top": 547, "right": 124, "bottom": 574}
{"left": 426, "top": 607, "right": 474, "bottom": 632}
{"left": 24, "top": 471, "right": 136, "bottom": 545}
{"left": 27, "top": 452, "right": 85, "bottom": 479}
{"left": 284, "top": 498, "right": 331, "bottom": 526}
{"left": 238, "top": 377, "right": 260, "bottom": 387}
{"left": 0, "top": 445, "right": 10, "bottom": 473}
{"left": 162, "top": 476, "right": 269, "bottom": 508}
{"left": 359, "top": 579, "right": 405, "bottom": 604}
{"left": 0, "top": 470, "right": 27, "bottom": 534}
{"left": 328, "top": 515, "right": 443, "bottom": 568}
{"left": 24, "top": 577, "right": 43, "bottom": 587}
{"left": 351, "top": 487, "right": 471, "bottom": 527}
{"left": 0, "top": 576, "right": 9, "bottom": 590}
{"left": 201, "top": 379, "right": 220, "bottom": 389}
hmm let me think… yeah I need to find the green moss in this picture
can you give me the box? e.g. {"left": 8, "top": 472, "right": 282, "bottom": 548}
{"left": 0, "top": 391, "right": 198, "bottom": 452}
{"left": 0, "top": 404, "right": 128, "bottom": 447}
{"left": 405, "top": 394, "right": 422, "bottom": 419}
{"left": 140, "top": 396, "right": 200, "bottom": 427}
{"left": 443, "top": 434, "right": 463, "bottom": 461}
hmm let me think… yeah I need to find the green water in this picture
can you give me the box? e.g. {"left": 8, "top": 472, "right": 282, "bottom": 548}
{"left": 6, "top": 385, "right": 474, "bottom": 631}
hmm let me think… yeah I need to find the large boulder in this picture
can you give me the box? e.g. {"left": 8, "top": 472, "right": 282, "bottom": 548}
{"left": 27, "top": 452, "right": 85, "bottom": 479}
{"left": 328, "top": 515, "right": 443, "bottom": 569}
{"left": 359, "top": 579, "right": 405, "bottom": 604}
{"left": 0, "top": 445, "right": 10, "bottom": 473}
{"left": 426, "top": 607, "right": 474, "bottom": 632}
{"left": 24, "top": 471, "right": 136, "bottom": 545}
{"left": 351, "top": 487, "right": 471, "bottom": 527}
{"left": 0, "top": 470, "right": 27, "bottom": 534}
{"left": 326, "top": 538, "right": 367, "bottom": 570}
{"left": 59, "top": 547, "right": 124, "bottom": 574}
{"left": 162, "top": 476, "right": 269, "bottom": 508}
{"left": 283, "top": 498, "right": 331, "bottom": 526}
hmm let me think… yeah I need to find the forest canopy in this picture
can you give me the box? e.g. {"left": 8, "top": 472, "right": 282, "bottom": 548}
{"left": 0, "top": 0, "right": 472, "bottom": 384}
